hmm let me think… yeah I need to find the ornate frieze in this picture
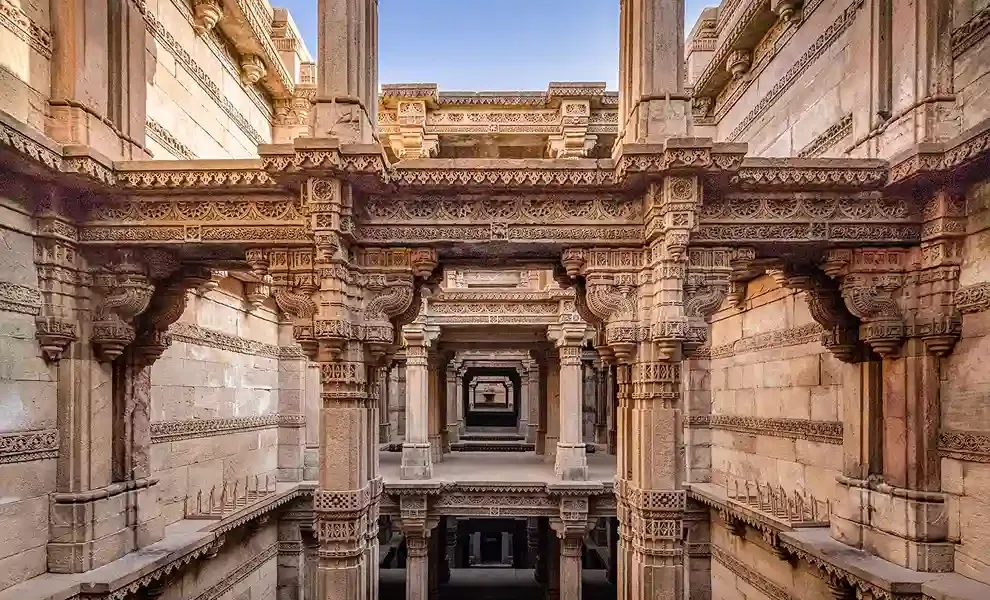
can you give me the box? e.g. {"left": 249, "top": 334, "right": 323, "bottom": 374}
{"left": 708, "top": 415, "right": 843, "bottom": 444}
{"left": 957, "top": 282, "right": 990, "bottom": 314}
{"left": 0, "top": 428, "right": 59, "bottom": 464}
{"left": 150, "top": 415, "right": 282, "bottom": 443}
{"left": 0, "top": 0, "right": 53, "bottom": 59}
{"left": 191, "top": 543, "right": 277, "bottom": 600}
{"left": 952, "top": 4, "right": 990, "bottom": 58}
{"left": 938, "top": 430, "right": 990, "bottom": 463}
{"left": 0, "top": 281, "right": 42, "bottom": 315}
{"left": 798, "top": 114, "right": 853, "bottom": 158}
{"left": 168, "top": 322, "right": 305, "bottom": 359}
{"left": 710, "top": 323, "right": 823, "bottom": 359}
{"left": 146, "top": 118, "right": 198, "bottom": 160}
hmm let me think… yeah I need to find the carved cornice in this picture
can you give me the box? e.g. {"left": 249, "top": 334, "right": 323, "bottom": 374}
{"left": 709, "top": 414, "right": 843, "bottom": 444}
{"left": 192, "top": 543, "right": 277, "bottom": 600}
{"left": 938, "top": 430, "right": 990, "bottom": 463}
{"left": 0, "top": 428, "right": 58, "bottom": 463}
{"left": 710, "top": 323, "right": 823, "bottom": 358}
{"left": 956, "top": 282, "right": 990, "bottom": 314}
{"left": 711, "top": 546, "right": 796, "bottom": 600}
{"left": 952, "top": 5, "right": 990, "bottom": 58}
{"left": 168, "top": 322, "right": 306, "bottom": 359}
{"left": 798, "top": 114, "right": 852, "bottom": 158}
{"left": 0, "top": 0, "right": 53, "bottom": 59}
{"left": 0, "top": 281, "right": 42, "bottom": 315}
{"left": 150, "top": 415, "right": 281, "bottom": 443}
{"left": 888, "top": 118, "right": 990, "bottom": 188}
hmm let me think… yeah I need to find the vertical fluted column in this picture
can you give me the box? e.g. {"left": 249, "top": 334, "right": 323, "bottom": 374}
{"left": 550, "top": 324, "right": 588, "bottom": 480}
{"left": 316, "top": 0, "right": 378, "bottom": 143}
{"left": 405, "top": 533, "right": 432, "bottom": 600}
{"left": 445, "top": 359, "right": 460, "bottom": 445}
{"left": 401, "top": 325, "right": 435, "bottom": 479}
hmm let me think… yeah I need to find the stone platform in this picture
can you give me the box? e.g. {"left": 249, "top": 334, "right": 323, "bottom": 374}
{"left": 380, "top": 451, "right": 616, "bottom": 486}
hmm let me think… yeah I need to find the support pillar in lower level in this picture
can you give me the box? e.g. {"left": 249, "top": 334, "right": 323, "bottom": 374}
{"left": 400, "top": 503, "right": 438, "bottom": 600}
{"left": 401, "top": 324, "right": 436, "bottom": 480}
{"left": 550, "top": 323, "right": 588, "bottom": 480}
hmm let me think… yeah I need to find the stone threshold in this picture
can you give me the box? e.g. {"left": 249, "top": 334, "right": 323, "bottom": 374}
{"left": 0, "top": 481, "right": 316, "bottom": 600}
{"left": 779, "top": 529, "right": 990, "bottom": 600}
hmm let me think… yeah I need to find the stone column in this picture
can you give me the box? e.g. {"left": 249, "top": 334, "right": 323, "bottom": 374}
{"left": 400, "top": 509, "right": 437, "bottom": 600}
{"left": 546, "top": 529, "right": 561, "bottom": 600}
{"left": 552, "top": 526, "right": 584, "bottom": 600}
{"left": 683, "top": 352, "right": 712, "bottom": 483}
{"left": 544, "top": 347, "right": 560, "bottom": 460}
{"left": 617, "top": 0, "right": 689, "bottom": 147}
{"left": 517, "top": 365, "right": 530, "bottom": 436}
{"left": 534, "top": 518, "right": 548, "bottom": 585}
{"left": 593, "top": 358, "right": 608, "bottom": 446}
{"left": 278, "top": 517, "right": 306, "bottom": 600}
{"left": 278, "top": 336, "right": 308, "bottom": 481}
{"left": 446, "top": 359, "right": 461, "bottom": 444}
{"left": 606, "top": 363, "right": 617, "bottom": 455}
{"left": 402, "top": 324, "right": 436, "bottom": 479}
{"left": 550, "top": 324, "right": 588, "bottom": 480}
{"left": 427, "top": 342, "right": 444, "bottom": 462}
{"left": 456, "top": 366, "right": 466, "bottom": 433}
{"left": 582, "top": 352, "right": 598, "bottom": 444}
{"left": 315, "top": 0, "right": 378, "bottom": 143}
{"left": 389, "top": 359, "right": 406, "bottom": 441}
{"left": 527, "top": 359, "right": 540, "bottom": 443}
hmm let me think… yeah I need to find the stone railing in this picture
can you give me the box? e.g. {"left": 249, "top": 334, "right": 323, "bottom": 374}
{"left": 723, "top": 474, "right": 830, "bottom": 527}
{"left": 185, "top": 474, "right": 277, "bottom": 519}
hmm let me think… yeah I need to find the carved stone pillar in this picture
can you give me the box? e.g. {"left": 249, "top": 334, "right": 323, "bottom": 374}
{"left": 684, "top": 500, "right": 712, "bottom": 600}
{"left": 824, "top": 239, "right": 962, "bottom": 572}
{"left": 518, "top": 366, "right": 530, "bottom": 436}
{"left": 402, "top": 324, "right": 437, "bottom": 479}
{"left": 544, "top": 346, "right": 561, "bottom": 461}
{"left": 315, "top": 0, "right": 378, "bottom": 143}
{"left": 593, "top": 358, "right": 608, "bottom": 446}
{"left": 551, "top": 519, "right": 587, "bottom": 600}
{"left": 456, "top": 366, "right": 466, "bottom": 434}
{"left": 617, "top": 0, "right": 689, "bottom": 147}
{"left": 549, "top": 323, "right": 588, "bottom": 480}
{"left": 546, "top": 526, "right": 561, "bottom": 600}
{"left": 426, "top": 338, "right": 444, "bottom": 462}
{"left": 526, "top": 359, "right": 540, "bottom": 444}
{"left": 389, "top": 359, "right": 406, "bottom": 442}
{"left": 445, "top": 359, "right": 461, "bottom": 445}
{"left": 400, "top": 494, "right": 437, "bottom": 600}
{"left": 278, "top": 517, "right": 306, "bottom": 600}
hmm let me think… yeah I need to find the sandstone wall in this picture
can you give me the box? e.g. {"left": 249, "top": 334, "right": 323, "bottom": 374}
{"left": 0, "top": 0, "right": 51, "bottom": 132}
{"left": 703, "top": 0, "right": 990, "bottom": 159}
{"left": 143, "top": 0, "right": 273, "bottom": 159}
{"left": 150, "top": 276, "right": 311, "bottom": 527}
{"left": 0, "top": 198, "right": 57, "bottom": 590}
{"left": 710, "top": 518, "right": 833, "bottom": 600}
{"left": 941, "top": 178, "right": 990, "bottom": 585}
{"left": 157, "top": 520, "right": 279, "bottom": 600}
{"left": 708, "top": 275, "right": 843, "bottom": 502}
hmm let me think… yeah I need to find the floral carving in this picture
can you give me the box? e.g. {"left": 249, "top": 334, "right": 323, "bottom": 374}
{"left": 90, "top": 251, "right": 162, "bottom": 362}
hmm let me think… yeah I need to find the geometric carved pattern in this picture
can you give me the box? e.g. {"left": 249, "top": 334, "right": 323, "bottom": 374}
{"left": 0, "top": 281, "right": 42, "bottom": 315}
{"left": 168, "top": 322, "right": 306, "bottom": 359}
{"left": 0, "top": 0, "right": 53, "bottom": 59}
{"left": 709, "top": 415, "right": 843, "bottom": 444}
{"left": 0, "top": 428, "right": 58, "bottom": 464}
{"left": 956, "top": 282, "right": 990, "bottom": 314}
{"left": 938, "top": 430, "right": 990, "bottom": 463}
{"left": 191, "top": 543, "right": 278, "bottom": 600}
{"left": 150, "top": 415, "right": 281, "bottom": 443}
{"left": 710, "top": 323, "right": 823, "bottom": 359}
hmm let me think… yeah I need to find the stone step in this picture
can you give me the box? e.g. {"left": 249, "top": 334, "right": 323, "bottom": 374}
{"left": 450, "top": 441, "right": 536, "bottom": 452}
{"left": 459, "top": 433, "right": 525, "bottom": 442}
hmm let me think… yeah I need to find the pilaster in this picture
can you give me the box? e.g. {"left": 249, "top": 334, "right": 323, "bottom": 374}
{"left": 402, "top": 323, "right": 439, "bottom": 479}
{"left": 550, "top": 498, "right": 593, "bottom": 600}
{"left": 399, "top": 495, "right": 438, "bottom": 600}
{"left": 445, "top": 359, "right": 461, "bottom": 444}
{"left": 549, "top": 323, "right": 589, "bottom": 480}
{"left": 526, "top": 359, "right": 540, "bottom": 444}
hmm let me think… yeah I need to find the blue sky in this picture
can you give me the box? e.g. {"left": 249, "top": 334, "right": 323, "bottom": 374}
{"left": 276, "top": 1, "right": 710, "bottom": 90}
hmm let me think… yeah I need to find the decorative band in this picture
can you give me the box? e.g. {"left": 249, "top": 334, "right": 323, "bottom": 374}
{"left": 709, "top": 415, "right": 842, "bottom": 444}
{"left": 0, "top": 428, "right": 58, "bottom": 463}
{"left": 0, "top": 281, "right": 42, "bottom": 316}
{"left": 710, "top": 323, "right": 822, "bottom": 359}
{"left": 168, "top": 322, "right": 306, "bottom": 360}
{"left": 939, "top": 429, "right": 990, "bottom": 463}
{"left": 151, "top": 415, "right": 280, "bottom": 443}
{"left": 712, "top": 546, "right": 794, "bottom": 600}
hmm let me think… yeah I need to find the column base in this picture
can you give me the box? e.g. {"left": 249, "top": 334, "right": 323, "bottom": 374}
{"left": 446, "top": 423, "right": 460, "bottom": 444}
{"left": 832, "top": 477, "right": 954, "bottom": 572}
{"left": 401, "top": 443, "right": 434, "bottom": 480}
{"left": 48, "top": 479, "right": 163, "bottom": 573}
{"left": 554, "top": 443, "right": 588, "bottom": 481}
{"left": 519, "top": 418, "right": 529, "bottom": 437}
{"left": 429, "top": 434, "right": 444, "bottom": 463}
{"left": 527, "top": 422, "right": 538, "bottom": 444}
